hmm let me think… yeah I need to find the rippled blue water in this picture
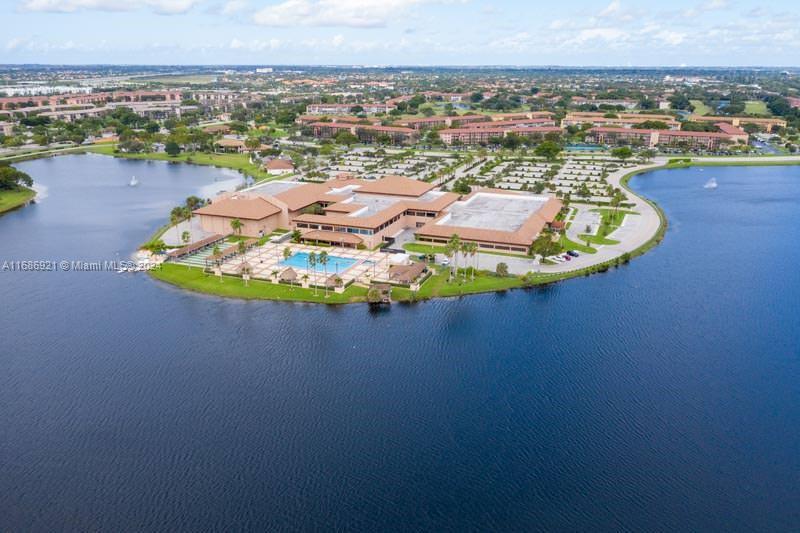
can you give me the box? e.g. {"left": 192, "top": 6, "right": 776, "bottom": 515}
{"left": 1, "top": 157, "right": 799, "bottom": 531}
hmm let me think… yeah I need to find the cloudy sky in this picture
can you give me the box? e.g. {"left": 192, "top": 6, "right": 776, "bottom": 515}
{"left": 2, "top": 0, "right": 799, "bottom": 66}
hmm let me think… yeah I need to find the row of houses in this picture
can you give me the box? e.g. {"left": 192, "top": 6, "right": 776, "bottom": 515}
{"left": 0, "top": 90, "right": 182, "bottom": 110}
{"left": 36, "top": 101, "right": 195, "bottom": 123}
{"left": 438, "top": 126, "right": 563, "bottom": 145}
{"left": 194, "top": 174, "right": 562, "bottom": 254}
{"left": 299, "top": 107, "right": 762, "bottom": 148}
{"left": 310, "top": 122, "right": 417, "bottom": 144}
{"left": 306, "top": 103, "right": 397, "bottom": 115}
{"left": 562, "top": 112, "right": 682, "bottom": 130}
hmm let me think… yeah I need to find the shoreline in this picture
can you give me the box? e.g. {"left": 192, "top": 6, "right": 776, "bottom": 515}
{"left": 146, "top": 154, "right": 800, "bottom": 304}
{"left": 0, "top": 186, "right": 36, "bottom": 215}
{"left": 8, "top": 148, "right": 800, "bottom": 303}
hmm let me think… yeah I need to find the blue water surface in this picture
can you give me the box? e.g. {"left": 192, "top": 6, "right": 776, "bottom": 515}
{"left": 1, "top": 156, "right": 798, "bottom": 531}
{"left": 280, "top": 251, "right": 359, "bottom": 273}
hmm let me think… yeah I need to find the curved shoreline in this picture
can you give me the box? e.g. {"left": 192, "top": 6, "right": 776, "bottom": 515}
{"left": 148, "top": 161, "right": 674, "bottom": 304}
{"left": 0, "top": 186, "right": 36, "bottom": 215}
{"left": 8, "top": 148, "right": 798, "bottom": 303}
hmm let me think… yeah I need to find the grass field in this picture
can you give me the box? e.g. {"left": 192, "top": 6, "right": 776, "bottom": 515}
{"left": 745, "top": 100, "right": 770, "bottom": 115}
{"left": 560, "top": 235, "right": 596, "bottom": 254}
{"left": 402, "top": 242, "right": 529, "bottom": 259}
{"left": 88, "top": 144, "right": 278, "bottom": 181}
{"left": 0, "top": 187, "right": 36, "bottom": 214}
{"left": 150, "top": 263, "right": 368, "bottom": 303}
{"left": 392, "top": 269, "right": 523, "bottom": 301}
{"left": 690, "top": 100, "right": 712, "bottom": 116}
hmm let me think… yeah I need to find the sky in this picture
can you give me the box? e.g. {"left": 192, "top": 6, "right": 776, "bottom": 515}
{"left": 1, "top": 0, "right": 799, "bottom": 66}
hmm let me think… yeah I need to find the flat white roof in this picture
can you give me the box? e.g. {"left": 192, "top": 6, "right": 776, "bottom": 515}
{"left": 436, "top": 192, "right": 549, "bottom": 232}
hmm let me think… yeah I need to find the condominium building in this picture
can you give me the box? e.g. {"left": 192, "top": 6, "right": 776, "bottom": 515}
{"left": 587, "top": 124, "right": 748, "bottom": 150}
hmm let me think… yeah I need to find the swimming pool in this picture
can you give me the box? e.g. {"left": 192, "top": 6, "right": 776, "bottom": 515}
{"left": 280, "top": 252, "right": 359, "bottom": 273}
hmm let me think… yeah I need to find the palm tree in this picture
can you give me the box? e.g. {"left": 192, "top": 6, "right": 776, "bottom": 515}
{"left": 283, "top": 246, "right": 292, "bottom": 263}
{"left": 318, "top": 251, "right": 329, "bottom": 297}
{"left": 444, "top": 242, "right": 455, "bottom": 281}
{"left": 447, "top": 234, "right": 461, "bottom": 281}
{"left": 467, "top": 242, "right": 478, "bottom": 281}
{"left": 237, "top": 239, "right": 247, "bottom": 264}
{"left": 230, "top": 218, "right": 243, "bottom": 236}
{"left": 210, "top": 244, "right": 222, "bottom": 280}
{"left": 308, "top": 252, "right": 318, "bottom": 295}
{"left": 181, "top": 230, "right": 190, "bottom": 247}
{"left": 460, "top": 242, "right": 469, "bottom": 281}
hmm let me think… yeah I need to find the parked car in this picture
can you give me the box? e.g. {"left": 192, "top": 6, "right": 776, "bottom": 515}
{"left": 567, "top": 250, "right": 579, "bottom": 257}
{"left": 563, "top": 254, "right": 572, "bottom": 261}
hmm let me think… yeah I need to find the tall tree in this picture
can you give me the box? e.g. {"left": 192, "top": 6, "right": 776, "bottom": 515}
{"left": 319, "top": 251, "right": 329, "bottom": 297}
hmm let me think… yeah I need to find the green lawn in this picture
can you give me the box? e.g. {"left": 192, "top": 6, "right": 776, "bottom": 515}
{"left": 150, "top": 263, "right": 368, "bottom": 303}
{"left": 579, "top": 234, "right": 620, "bottom": 245}
{"left": 88, "top": 144, "right": 276, "bottom": 181}
{"left": 690, "top": 100, "right": 712, "bottom": 116}
{"left": 392, "top": 269, "right": 523, "bottom": 300}
{"left": 744, "top": 100, "right": 769, "bottom": 115}
{"left": 560, "top": 235, "right": 596, "bottom": 254}
{"left": 402, "top": 242, "right": 529, "bottom": 259}
{"left": 0, "top": 187, "right": 36, "bottom": 214}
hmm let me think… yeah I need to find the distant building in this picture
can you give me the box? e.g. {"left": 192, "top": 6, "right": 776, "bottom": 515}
{"left": 263, "top": 159, "right": 295, "bottom": 175}
{"left": 439, "top": 126, "right": 562, "bottom": 145}
{"left": 686, "top": 115, "right": 787, "bottom": 132}
{"left": 562, "top": 112, "right": 680, "bottom": 130}
{"left": 306, "top": 103, "right": 396, "bottom": 115}
{"left": 587, "top": 124, "right": 749, "bottom": 150}
{"left": 310, "top": 122, "right": 416, "bottom": 144}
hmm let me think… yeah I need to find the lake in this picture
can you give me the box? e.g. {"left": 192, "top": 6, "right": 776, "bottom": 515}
{"left": 1, "top": 156, "right": 798, "bottom": 531}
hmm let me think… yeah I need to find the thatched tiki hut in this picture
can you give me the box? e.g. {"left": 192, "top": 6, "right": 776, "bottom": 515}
{"left": 325, "top": 274, "right": 345, "bottom": 294}
{"left": 236, "top": 261, "right": 253, "bottom": 284}
{"left": 367, "top": 283, "right": 392, "bottom": 305}
{"left": 279, "top": 267, "right": 298, "bottom": 287}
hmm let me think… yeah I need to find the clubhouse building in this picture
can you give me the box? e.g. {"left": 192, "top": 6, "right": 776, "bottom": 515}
{"left": 194, "top": 175, "right": 562, "bottom": 253}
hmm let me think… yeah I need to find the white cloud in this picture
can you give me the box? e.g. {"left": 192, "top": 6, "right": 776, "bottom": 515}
{"left": 18, "top": 0, "right": 200, "bottom": 14}
{"left": 6, "top": 38, "right": 26, "bottom": 51}
{"left": 705, "top": 0, "right": 728, "bottom": 10}
{"left": 655, "top": 30, "right": 686, "bottom": 46}
{"left": 221, "top": 0, "right": 247, "bottom": 15}
{"left": 253, "top": 0, "right": 429, "bottom": 28}
{"left": 228, "top": 37, "right": 281, "bottom": 51}
{"left": 575, "top": 27, "right": 625, "bottom": 43}
{"left": 599, "top": 0, "right": 621, "bottom": 17}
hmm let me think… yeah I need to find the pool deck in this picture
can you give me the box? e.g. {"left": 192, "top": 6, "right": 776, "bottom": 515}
{"left": 218, "top": 242, "right": 393, "bottom": 285}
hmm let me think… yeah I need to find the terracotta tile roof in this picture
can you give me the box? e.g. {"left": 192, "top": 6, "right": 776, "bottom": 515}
{"left": 302, "top": 230, "right": 363, "bottom": 245}
{"left": 355, "top": 175, "right": 435, "bottom": 197}
{"left": 195, "top": 196, "right": 281, "bottom": 220}
{"left": 264, "top": 159, "right": 295, "bottom": 170}
{"left": 274, "top": 183, "right": 347, "bottom": 211}
{"left": 389, "top": 262, "right": 427, "bottom": 283}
